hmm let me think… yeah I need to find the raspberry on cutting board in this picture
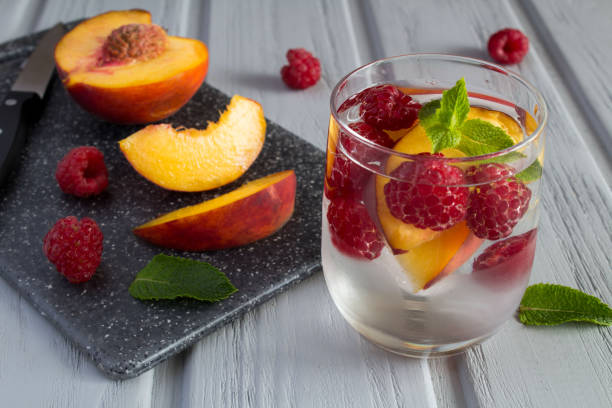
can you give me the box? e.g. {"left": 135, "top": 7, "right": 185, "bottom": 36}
{"left": 43, "top": 216, "right": 104, "bottom": 283}
{"left": 281, "top": 48, "right": 321, "bottom": 89}
{"left": 55, "top": 146, "right": 108, "bottom": 197}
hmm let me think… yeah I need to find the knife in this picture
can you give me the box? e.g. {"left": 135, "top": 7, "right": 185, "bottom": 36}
{"left": 0, "top": 23, "right": 66, "bottom": 186}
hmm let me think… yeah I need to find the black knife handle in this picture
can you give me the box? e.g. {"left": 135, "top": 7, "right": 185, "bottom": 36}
{"left": 0, "top": 90, "right": 41, "bottom": 186}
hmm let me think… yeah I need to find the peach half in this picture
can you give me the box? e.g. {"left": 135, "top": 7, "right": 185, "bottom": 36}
{"left": 134, "top": 170, "right": 296, "bottom": 251}
{"left": 55, "top": 10, "right": 208, "bottom": 124}
{"left": 119, "top": 95, "right": 266, "bottom": 192}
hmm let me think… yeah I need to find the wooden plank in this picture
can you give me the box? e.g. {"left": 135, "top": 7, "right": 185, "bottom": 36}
{"left": 519, "top": 0, "right": 612, "bottom": 177}
{"left": 365, "top": 0, "right": 612, "bottom": 407}
{"left": 181, "top": 0, "right": 436, "bottom": 406}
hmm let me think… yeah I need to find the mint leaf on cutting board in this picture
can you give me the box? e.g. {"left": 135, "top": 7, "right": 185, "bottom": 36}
{"left": 519, "top": 283, "right": 612, "bottom": 326}
{"left": 129, "top": 254, "right": 237, "bottom": 301}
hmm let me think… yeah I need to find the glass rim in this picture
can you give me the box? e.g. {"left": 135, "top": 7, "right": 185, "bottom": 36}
{"left": 329, "top": 53, "right": 548, "bottom": 163}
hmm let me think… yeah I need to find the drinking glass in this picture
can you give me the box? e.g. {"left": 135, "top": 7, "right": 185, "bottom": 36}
{"left": 322, "top": 54, "right": 547, "bottom": 356}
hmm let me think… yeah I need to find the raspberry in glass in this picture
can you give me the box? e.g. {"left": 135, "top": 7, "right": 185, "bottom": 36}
{"left": 327, "top": 122, "right": 393, "bottom": 199}
{"left": 473, "top": 229, "right": 537, "bottom": 287}
{"left": 327, "top": 196, "right": 384, "bottom": 260}
{"left": 359, "top": 85, "right": 421, "bottom": 130}
{"left": 466, "top": 163, "right": 531, "bottom": 240}
{"left": 384, "top": 153, "right": 469, "bottom": 231}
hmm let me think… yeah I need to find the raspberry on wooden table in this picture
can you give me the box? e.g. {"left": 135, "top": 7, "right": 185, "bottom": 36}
{"left": 466, "top": 163, "right": 532, "bottom": 240}
{"left": 43, "top": 216, "right": 104, "bottom": 283}
{"left": 384, "top": 153, "right": 469, "bottom": 231}
{"left": 327, "top": 196, "right": 384, "bottom": 260}
{"left": 55, "top": 146, "right": 108, "bottom": 197}
{"left": 487, "top": 28, "right": 529, "bottom": 65}
{"left": 281, "top": 48, "right": 321, "bottom": 89}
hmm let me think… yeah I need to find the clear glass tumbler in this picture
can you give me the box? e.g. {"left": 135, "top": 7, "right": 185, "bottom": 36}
{"left": 322, "top": 54, "right": 547, "bottom": 356}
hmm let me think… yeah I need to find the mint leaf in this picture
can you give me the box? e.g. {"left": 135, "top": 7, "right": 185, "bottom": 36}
{"left": 419, "top": 78, "right": 516, "bottom": 155}
{"left": 457, "top": 119, "right": 515, "bottom": 156}
{"left": 438, "top": 78, "right": 469, "bottom": 128}
{"left": 519, "top": 283, "right": 612, "bottom": 326}
{"left": 419, "top": 79, "right": 470, "bottom": 152}
{"left": 428, "top": 125, "right": 462, "bottom": 153}
{"left": 129, "top": 254, "right": 237, "bottom": 301}
{"left": 418, "top": 99, "right": 441, "bottom": 128}
{"left": 516, "top": 160, "right": 543, "bottom": 182}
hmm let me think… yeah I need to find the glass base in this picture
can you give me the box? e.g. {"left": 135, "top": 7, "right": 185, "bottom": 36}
{"left": 338, "top": 303, "right": 496, "bottom": 358}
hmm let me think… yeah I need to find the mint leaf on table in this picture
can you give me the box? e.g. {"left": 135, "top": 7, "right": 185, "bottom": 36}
{"left": 518, "top": 283, "right": 612, "bottom": 326}
{"left": 516, "top": 159, "right": 543, "bottom": 182}
{"left": 129, "top": 254, "right": 237, "bottom": 301}
{"left": 419, "top": 78, "right": 517, "bottom": 157}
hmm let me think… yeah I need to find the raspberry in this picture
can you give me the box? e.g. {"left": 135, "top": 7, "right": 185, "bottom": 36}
{"left": 348, "top": 121, "right": 395, "bottom": 149}
{"left": 281, "top": 48, "right": 321, "bottom": 89}
{"left": 55, "top": 146, "right": 108, "bottom": 197}
{"left": 384, "top": 154, "right": 469, "bottom": 231}
{"left": 488, "top": 28, "right": 529, "bottom": 65}
{"left": 473, "top": 229, "right": 537, "bottom": 288}
{"left": 43, "top": 216, "right": 104, "bottom": 283}
{"left": 327, "top": 196, "right": 384, "bottom": 260}
{"left": 327, "top": 122, "right": 393, "bottom": 199}
{"left": 359, "top": 85, "right": 421, "bottom": 130}
{"left": 466, "top": 163, "right": 531, "bottom": 240}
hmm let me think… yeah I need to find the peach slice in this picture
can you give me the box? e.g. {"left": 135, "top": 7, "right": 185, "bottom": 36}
{"left": 396, "top": 222, "right": 483, "bottom": 291}
{"left": 55, "top": 10, "right": 208, "bottom": 124}
{"left": 134, "top": 170, "right": 296, "bottom": 251}
{"left": 119, "top": 95, "right": 266, "bottom": 192}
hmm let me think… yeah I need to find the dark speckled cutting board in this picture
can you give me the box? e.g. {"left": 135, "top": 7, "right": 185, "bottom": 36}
{"left": 0, "top": 26, "right": 323, "bottom": 379}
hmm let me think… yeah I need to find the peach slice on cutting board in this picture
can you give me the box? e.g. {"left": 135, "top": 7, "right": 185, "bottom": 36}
{"left": 119, "top": 95, "right": 266, "bottom": 192}
{"left": 54, "top": 9, "right": 209, "bottom": 124}
{"left": 134, "top": 170, "right": 296, "bottom": 251}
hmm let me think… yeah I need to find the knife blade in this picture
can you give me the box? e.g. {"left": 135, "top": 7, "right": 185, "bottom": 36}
{"left": 0, "top": 23, "right": 66, "bottom": 186}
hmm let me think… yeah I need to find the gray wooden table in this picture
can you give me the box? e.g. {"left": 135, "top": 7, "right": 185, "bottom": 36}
{"left": 0, "top": 1, "right": 610, "bottom": 407}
